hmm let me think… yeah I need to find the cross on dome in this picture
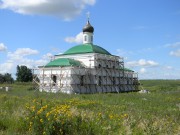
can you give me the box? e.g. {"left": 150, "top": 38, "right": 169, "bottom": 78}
{"left": 83, "top": 12, "right": 94, "bottom": 33}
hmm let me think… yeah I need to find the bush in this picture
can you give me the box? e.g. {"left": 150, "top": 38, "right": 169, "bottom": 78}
{"left": 26, "top": 99, "right": 102, "bottom": 135}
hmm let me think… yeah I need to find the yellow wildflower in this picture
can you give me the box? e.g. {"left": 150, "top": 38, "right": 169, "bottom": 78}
{"left": 33, "top": 99, "right": 36, "bottom": 103}
{"left": 40, "top": 119, "right": 43, "bottom": 123}
{"left": 46, "top": 112, "right": 50, "bottom": 118}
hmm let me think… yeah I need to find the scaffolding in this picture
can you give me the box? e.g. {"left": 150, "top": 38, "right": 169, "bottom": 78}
{"left": 33, "top": 53, "right": 140, "bottom": 94}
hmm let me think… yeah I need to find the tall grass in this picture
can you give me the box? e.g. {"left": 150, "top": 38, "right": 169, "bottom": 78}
{"left": 0, "top": 80, "right": 180, "bottom": 134}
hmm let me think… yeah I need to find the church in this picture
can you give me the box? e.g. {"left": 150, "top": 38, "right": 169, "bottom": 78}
{"left": 36, "top": 19, "right": 139, "bottom": 94}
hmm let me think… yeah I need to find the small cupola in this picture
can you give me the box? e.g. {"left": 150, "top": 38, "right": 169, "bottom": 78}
{"left": 83, "top": 20, "right": 94, "bottom": 33}
{"left": 82, "top": 14, "right": 94, "bottom": 44}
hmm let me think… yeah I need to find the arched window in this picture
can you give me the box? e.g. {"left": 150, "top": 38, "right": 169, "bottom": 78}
{"left": 51, "top": 75, "right": 57, "bottom": 86}
{"left": 113, "top": 77, "right": 116, "bottom": 85}
{"left": 91, "top": 36, "right": 93, "bottom": 42}
{"left": 98, "top": 76, "right": 102, "bottom": 86}
{"left": 84, "top": 35, "right": 87, "bottom": 41}
{"left": 80, "top": 76, "right": 84, "bottom": 86}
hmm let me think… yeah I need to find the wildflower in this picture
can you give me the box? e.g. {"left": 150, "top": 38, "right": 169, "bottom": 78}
{"left": 31, "top": 106, "right": 35, "bottom": 112}
{"left": 46, "top": 112, "right": 50, "bottom": 118}
{"left": 25, "top": 104, "right": 29, "bottom": 109}
{"left": 33, "top": 99, "right": 36, "bottom": 103}
{"left": 30, "top": 122, "right": 33, "bottom": 126}
{"left": 109, "top": 114, "right": 113, "bottom": 119}
{"left": 40, "top": 119, "right": 43, "bottom": 123}
{"left": 124, "top": 113, "right": 128, "bottom": 118}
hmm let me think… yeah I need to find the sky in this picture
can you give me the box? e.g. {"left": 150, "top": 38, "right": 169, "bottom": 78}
{"left": 0, "top": 0, "right": 180, "bottom": 80}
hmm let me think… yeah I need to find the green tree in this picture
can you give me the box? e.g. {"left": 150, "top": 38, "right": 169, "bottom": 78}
{"left": 0, "top": 74, "right": 5, "bottom": 83}
{"left": 4, "top": 73, "right": 14, "bottom": 83}
{"left": 0, "top": 73, "right": 14, "bottom": 83}
{"left": 16, "top": 65, "right": 33, "bottom": 82}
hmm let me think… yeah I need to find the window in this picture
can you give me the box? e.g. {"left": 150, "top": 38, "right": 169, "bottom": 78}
{"left": 98, "top": 76, "right": 102, "bottom": 86}
{"left": 80, "top": 76, "right": 84, "bottom": 86}
{"left": 84, "top": 36, "right": 87, "bottom": 41}
{"left": 51, "top": 75, "right": 57, "bottom": 86}
{"left": 91, "top": 36, "right": 93, "bottom": 42}
{"left": 113, "top": 77, "right": 116, "bottom": 85}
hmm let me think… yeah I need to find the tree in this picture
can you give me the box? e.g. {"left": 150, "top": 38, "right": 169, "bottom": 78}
{"left": 16, "top": 65, "right": 33, "bottom": 82}
{"left": 0, "top": 73, "right": 14, "bottom": 83}
{"left": 0, "top": 74, "right": 5, "bottom": 83}
{"left": 4, "top": 73, "right": 14, "bottom": 83}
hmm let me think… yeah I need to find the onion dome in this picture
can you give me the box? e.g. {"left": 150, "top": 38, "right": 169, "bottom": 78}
{"left": 83, "top": 20, "right": 94, "bottom": 33}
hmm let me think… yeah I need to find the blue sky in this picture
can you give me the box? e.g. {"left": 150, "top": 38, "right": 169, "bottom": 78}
{"left": 0, "top": 0, "right": 180, "bottom": 79}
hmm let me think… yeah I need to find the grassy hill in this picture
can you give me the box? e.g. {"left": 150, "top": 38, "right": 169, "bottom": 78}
{"left": 0, "top": 80, "right": 180, "bottom": 135}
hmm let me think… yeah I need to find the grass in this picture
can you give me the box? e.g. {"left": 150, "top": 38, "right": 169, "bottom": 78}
{"left": 0, "top": 80, "right": 180, "bottom": 135}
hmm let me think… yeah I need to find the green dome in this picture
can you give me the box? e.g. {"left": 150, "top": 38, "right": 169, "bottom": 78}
{"left": 63, "top": 43, "right": 111, "bottom": 55}
{"left": 45, "top": 58, "right": 84, "bottom": 67}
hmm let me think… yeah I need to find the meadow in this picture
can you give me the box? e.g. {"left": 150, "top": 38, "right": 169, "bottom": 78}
{"left": 0, "top": 80, "right": 180, "bottom": 135}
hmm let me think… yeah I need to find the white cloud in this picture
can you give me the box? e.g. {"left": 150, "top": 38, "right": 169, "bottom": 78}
{"left": 6, "top": 48, "right": 49, "bottom": 68}
{"left": 139, "top": 68, "right": 146, "bottom": 74}
{"left": 0, "top": 47, "right": 50, "bottom": 76}
{"left": 42, "top": 53, "right": 54, "bottom": 60}
{"left": 0, "top": 62, "right": 14, "bottom": 73}
{"left": 65, "top": 32, "right": 83, "bottom": 43}
{"left": 0, "top": 0, "right": 96, "bottom": 20}
{"left": 116, "top": 49, "right": 133, "bottom": 58}
{"left": 164, "top": 42, "right": 180, "bottom": 57}
{"left": 165, "top": 42, "right": 180, "bottom": 48}
{"left": 127, "top": 59, "right": 159, "bottom": 68}
{"left": 170, "top": 49, "right": 180, "bottom": 57}
{"left": 7, "top": 48, "right": 39, "bottom": 60}
{"left": 165, "top": 66, "right": 173, "bottom": 70}
{"left": 0, "top": 43, "right": 7, "bottom": 51}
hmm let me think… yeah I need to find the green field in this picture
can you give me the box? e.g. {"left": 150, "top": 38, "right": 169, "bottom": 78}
{"left": 0, "top": 80, "right": 180, "bottom": 135}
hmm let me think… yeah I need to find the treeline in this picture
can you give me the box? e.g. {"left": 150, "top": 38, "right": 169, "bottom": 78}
{"left": 0, "top": 73, "right": 14, "bottom": 83}
{"left": 0, "top": 65, "right": 33, "bottom": 84}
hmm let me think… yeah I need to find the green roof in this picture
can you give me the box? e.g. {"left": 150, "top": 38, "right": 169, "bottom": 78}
{"left": 124, "top": 68, "right": 134, "bottom": 72}
{"left": 118, "top": 67, "right": 134, "bottom": 72}
{"left": 62, "top": 43, "right": 111, "bottom": 55}
{"left": 45, "top": 58, "right": 84, "bottom": 67}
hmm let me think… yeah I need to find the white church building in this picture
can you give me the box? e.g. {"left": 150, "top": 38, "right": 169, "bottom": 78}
{"left": 35, "top": 19, "right": 139, "bottom": 94}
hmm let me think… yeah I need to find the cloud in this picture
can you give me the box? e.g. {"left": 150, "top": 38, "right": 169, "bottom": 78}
{"left": 0, "top": 47, "right": 51, "bottom": 76}
{"left": 170, "top": 49, "right": 180, "bottom": 57}
{"left": 65, "top": 32, "right": 83, "bottom": 43}
{"left": 116, "top": 49, "right": 133, "bottom": 56}
{"left": 6, "top": 48, "right": 50, "bottom": 67}
{"left": 139, "top": 68, "right": 146, "bottom": 74}
{"left": 127, "top": 59, "right": 159, "bottom": 67}
{"left": 0, "top": 43, "right": 7, "bottom": 51}
{"left": 0, "top": 62, "right": 14, "bottom": 73}
{"left": 164, "top": 42, "right": 180, "bottom": 57}
{"left": 7, "top": 48, "right": 39, "bottom": 60}
{"left": 165, "top": 66, "right": 173, "bottom": 70}
{"left": 42, "top": 53, "right": 54, "bottom": 60}
{"left": 0, "top": 0, "right": 96, "bottom": 20}
{"left": 165, "top": 42, "right": 180, "bottom": 48}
